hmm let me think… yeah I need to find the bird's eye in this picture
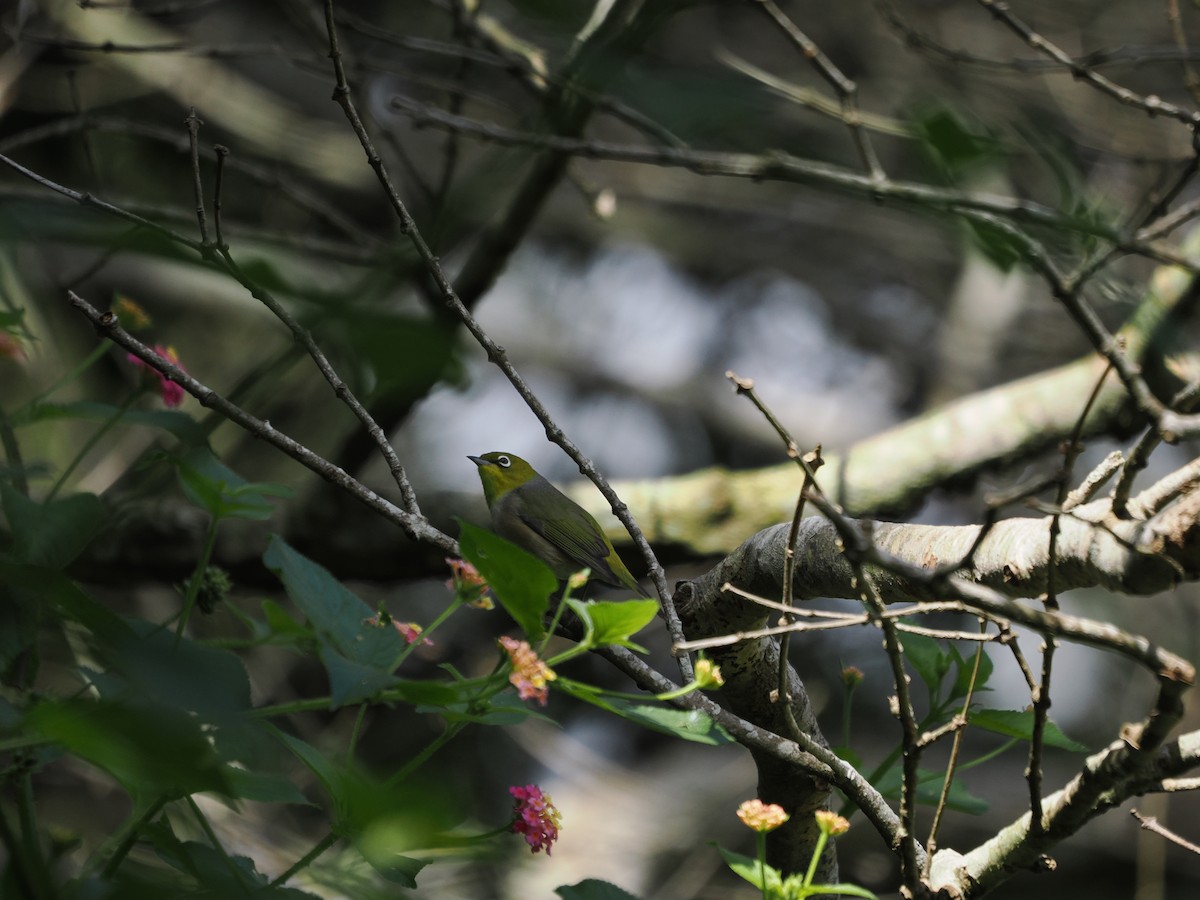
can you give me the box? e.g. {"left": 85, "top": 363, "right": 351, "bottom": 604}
{"left": 497, "top": 455, "right": 511, "bottom": 468}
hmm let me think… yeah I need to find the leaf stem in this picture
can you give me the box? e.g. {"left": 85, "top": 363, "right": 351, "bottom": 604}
{"left": 45, "top": 390, "right": 137, "bottom": 501}
{"left": 176, "top": 513, "right": 221, "bottom": 645}
{"left": 270, "top": 830, "right": 338, "bottom": 887}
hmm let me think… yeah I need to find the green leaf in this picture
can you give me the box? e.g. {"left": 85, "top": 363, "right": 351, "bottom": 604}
{"left": 145, "top": 820, "right": 318, "bottom": 898}
{"left": 319, "top": 646, "right": 398, "bottom": 708}
{"left": 261, "top": 598, "right": 312, "bottom": 641}
{"left": 106, "top": 621, "right": 252, "bottom": 717}
{"left": 558, "top": 682, "right": 732, "bottom": 745}
{"left": 357, "top": 847, "right": 429, "bottom": 887}
{"left": 947, "top": 642, "right": 993, "bottom": 702}
{"left": 174, "top": 447, "right": 290, "bottom": 521}
{"left": 13, "top": 401, "right": 206, "bottom": 441}
{"left": 0, "top": 563, "right": 133, "bottom": 646}
{"left": 900, "top": 633, "right": 951, "bottom": 702}
{"left": 0, "top": 561, "right": 136, "bottom": 682}
{"left": 556, "top": 878, "right": 644, "bottom": 899}
{"left": 912, "top": 104, "right": 1003, "bottom": 179}
{"left": 874, "top": 766, "right": 988, "bottom": 815}
{"left": 966, "top": 219, "right": 1026, "bottom": 272}
{"left": 26, "top": 698, "right": 232, "bottom": 799}
{"left": 617, "top": 703, "right": 731, "bottom": 744}
{"left": 224, "top": 767, "right": 312, "bottom": 805}
{"left": 426, "top": 692, "right": 555, "bottom": 726}
{"left": 264, "top": 537, "right": 404, "bottom": 706}
{"left": 1, "top": 484, "right": 106, "bottom": 568}
{"left": 389, "top": 679, "right": 467, "bottom": 707}
{"left": 566, "top": 598, "right": 657, "bottom": 651}
{"left": 0, "top": 572, "right": 39, "bottom": 674}
{"left": 457, "top": 518, "right": 557, "bottom": 641}
{"left": 338, "top": 312, "right": 461, "bottom": 402}
{"left": 718, "top": 846, "right": 782, "bottom": 893}
{"left": 274, "top": 730, "right": 341, "bottom": 814}
{"left": 276, "top": 729, "right": 464, "bottom": 871}
{"left": 970, "top": 708, "right": 1088, "bottom": 752}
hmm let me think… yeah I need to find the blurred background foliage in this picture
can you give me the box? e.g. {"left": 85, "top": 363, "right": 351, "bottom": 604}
{"left": 3, "top": 0, "right": 1200, "bottom": 897}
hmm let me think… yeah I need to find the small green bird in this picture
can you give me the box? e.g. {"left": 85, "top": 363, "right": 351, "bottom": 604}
{"left": 469, "top": 451, "right": 640, "bottom": 593}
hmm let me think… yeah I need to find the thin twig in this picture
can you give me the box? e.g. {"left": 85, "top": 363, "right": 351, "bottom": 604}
{"left": 973, "top": 0, "right": 1200, "bottom": 127}
{"left": 382, "top": 93, "right": 1199, "bottom": 272}
{"left": 184, "top": 108, "right": 210, "bottom": 249}
{"left": 750, "top": 0, "right": 885, "bottom": 179}
{"left": 1131, "top": 808, "right": 1200, "bottom": 855}
{"left": 925, "top": 618, "right": 988, "bottom": 870}
{"left": 212, "top": 145, "right": 229, "bottom": 251}
{"left": 1028, "top": 361, "right": 1112, "bottom": 836}
{"left": 64, "top": 291, "right": 453, "bottom": 553}
{"left": 320, "top": 0, "right": 691, "bottom": 680}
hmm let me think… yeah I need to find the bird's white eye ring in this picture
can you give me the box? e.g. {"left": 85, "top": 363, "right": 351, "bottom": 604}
{"left": 497, "top": 455, "right": 511, "bottom": 468}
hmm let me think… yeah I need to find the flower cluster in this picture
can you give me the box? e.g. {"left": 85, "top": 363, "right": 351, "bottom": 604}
{"left": 509, "top": 784, "right": 561, "bottom": 854}
{"left": 737, "top": 799, "right": 790, "bottom": 833}
{"left": 127, "top": 344, "right": 186, "bottom": 407}
{"left": 445, "top": 557, "right": 493, "bottom": 609}
{"left": 498, "top": 636, "right": 556, "bottom": 706}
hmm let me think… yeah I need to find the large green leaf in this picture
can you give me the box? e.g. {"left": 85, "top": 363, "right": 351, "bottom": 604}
{"left": 0, "top": 563, "right": 134, "bottom": 650}
{"left": 874, "top": 766, "right": 987, "bottom": 815}
{"left": 104, "top": 621, "right": 252, "bottom": 717}
{"left": 900, "top": 632, "right": 951, "bottom": 701}
{"left": 912, "top": 104, "right": 1003, "bottom": 179}
{"left": 457, "top": 518, "right": 556, "bottom": 641}
{"left": 145, "top": 819, "right": 318, "bottom": 898}
{"left": 26, "top": 698, "right": 232, "bottom": 800}
{"left": 274, "top": 730, "right": 339, "bottom": 802}
{"left": 224, "top": 767, "right": 311, "bottom": 806}
{"left": 319, "top": 646, "right": 401, "bottom": 708}
{"left": 948, "top": 642, "right": 994, "bottom": 702}
{"left": 970, "top": 708, "right": 1088, "bottom": 752}
{"left": 558, "top": 681, "right": 731, "bottom": 745}
{"left": 1, "top": 484, "right": 106, "bottom": 568}
{"left": 175, "top": 447, "right": 290, "bottom": 521}
{"left": 12, "top": 401, "right": 206, "bottom": 441}
{"left": 338, "top": 312, "right": 461, "bottom": 401}
{"left": 567, "top": 598, "right": 658, "bottom": 651}
{"left": 263, "top": 537, "right": 403, "bottom": 706}
{"left": 719, "top": 847, "right": 783, "bottom": 894}
{"left": 275, "top": 728, "right": 461, "bottom": 879}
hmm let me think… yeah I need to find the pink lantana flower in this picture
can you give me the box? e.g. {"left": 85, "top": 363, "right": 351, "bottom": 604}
{"left": 394, "top": 621, "right": 433, "bottom": 646}
{"left": 498, "top": 636, "right": 556, "bottom": 706}
{"left": 127, "top": 344, "right": 186, "bottom": 407}
{"left": 446, "top": 557, "right": 493, "bottom": 609}
{"left": 509, "top": 784, "right": 561, "bottom": 855}
{"left": 362, "top": 614, "right": 433, "bottom": 647}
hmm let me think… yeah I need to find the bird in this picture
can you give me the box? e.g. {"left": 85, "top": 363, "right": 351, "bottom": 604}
{"left": 469, "top": 451, "right": 641, "bottom": 593}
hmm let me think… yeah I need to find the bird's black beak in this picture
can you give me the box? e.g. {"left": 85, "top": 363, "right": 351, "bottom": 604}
{"left": 468, "top": 455, "right": 489, "bottom": 468}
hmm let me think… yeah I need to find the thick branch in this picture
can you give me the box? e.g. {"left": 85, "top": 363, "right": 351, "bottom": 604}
{"left": 567, "top": 251, "right": 1200, "bottom": 552}
{"left": 676, "top": 459, "right": 1200, "bottom": 887}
